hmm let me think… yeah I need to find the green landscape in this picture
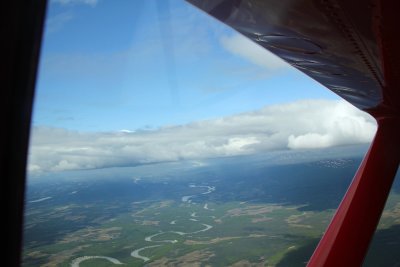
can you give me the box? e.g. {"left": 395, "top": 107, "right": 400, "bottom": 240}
{"left": 22, "top": 147, "right": 400, "bottom": 266}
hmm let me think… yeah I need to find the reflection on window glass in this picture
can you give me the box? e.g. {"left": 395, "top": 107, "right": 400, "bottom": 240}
{"left": 23, "top": 0, "right": 378, "bottom": 266}
{"left": 363, "top": 167, "right": 400, "bottom": 267}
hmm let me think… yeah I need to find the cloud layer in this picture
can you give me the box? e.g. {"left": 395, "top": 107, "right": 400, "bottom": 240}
{"left": 220, "top": 34, "right": 290, "bottom": 71}
{"left": 28, "top": 100, "right": 376, "bottom": 174}
{"left": 52, "top": 0, "right": 98, "bottom": 6}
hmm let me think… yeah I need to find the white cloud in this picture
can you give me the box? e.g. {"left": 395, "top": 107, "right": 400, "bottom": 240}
{"left": 46, "top": 0, "right": 97, "bottom": 34}
{"left": 28, "top": 100, "right": 376, "bottom": 174}
{"left": 45, "top": 12, "right": 74, "bottom": 34}
{"left": 52, "top": 0, "right": 98, "bottom": 6}
{"left": 287, "top": 101, "right": 376, "bottom": 149}
{"left": 220, "top": 33, "right": 290, "bottom": 71}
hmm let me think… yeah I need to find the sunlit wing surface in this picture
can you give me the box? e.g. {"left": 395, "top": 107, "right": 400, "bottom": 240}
{"left": 187, "top": 0, "right": 400, "bottom": 113}
{"left": 186, "top": 0, "right": 400, "bottom": 266}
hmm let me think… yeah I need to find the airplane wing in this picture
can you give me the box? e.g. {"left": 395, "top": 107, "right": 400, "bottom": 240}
{"left": 186, "top": 0, "right": 400, "bottom": 266}
{"left": 2, "top": 0, "right": 399, "bottom": 266}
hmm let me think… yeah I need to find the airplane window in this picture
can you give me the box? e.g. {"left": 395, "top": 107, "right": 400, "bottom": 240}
{"left": 22, "top": 0, "right": 383, "bottom": 266}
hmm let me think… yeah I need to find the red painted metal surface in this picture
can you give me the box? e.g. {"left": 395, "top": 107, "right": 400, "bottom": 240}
{"left": 187, "top": 0, "right": 400, "bottom": 267}
{"left": 308, "top": 0, "right": 400, "bottom": 265}
{"left": 307, "top": 117, "right": 400, "bottom": 266}
{"left": 186, "top": 1, "right": 400, "bottom": 266}
{"left": 2, "top": 0, "right": 399, "bottom": 266}
{"left": 4, "top": 1, "right": 395, "bottom": 266}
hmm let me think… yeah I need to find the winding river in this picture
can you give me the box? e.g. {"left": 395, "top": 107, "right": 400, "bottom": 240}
{"left": 70, "top": 183, "right": 216, "bottom": 266}
{"left": 130, "top": 245, "right": 162, "bottom": 262}
{"left": 181, "top": 185, "right": 215, "bottom": 203}
{"left": 130, "top": 222, "right": 214, "bottom": 262}
{"left": 130, "top": 184, "right": 216, "bottom": 262}
{"left": 70, "top": 256, "right": 123, "bottom": 266}
{"left": 145, "top": 232, "right": 178, "bottom": 243}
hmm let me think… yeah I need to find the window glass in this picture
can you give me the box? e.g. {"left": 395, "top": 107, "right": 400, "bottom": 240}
{"left": 363, "top": 167, "right": 400, "bottom": 266}
{"left": 23, "top": 1, "right": 377, "bottom": 266}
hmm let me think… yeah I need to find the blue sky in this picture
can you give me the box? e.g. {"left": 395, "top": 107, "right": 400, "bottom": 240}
{"left": 33, "top": 0, "right": 337, "bottom": 132}
{"left": 28, "top": 0, "right": 377, "bottom": 174}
